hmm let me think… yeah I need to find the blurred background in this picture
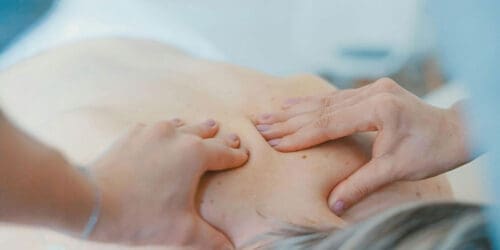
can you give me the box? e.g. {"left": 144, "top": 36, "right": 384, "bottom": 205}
{"left": 0, "top": 0, "right": 445, "bottom": 96}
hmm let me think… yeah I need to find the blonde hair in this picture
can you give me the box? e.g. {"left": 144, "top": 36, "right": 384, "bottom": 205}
{"left": 244, "top": 202, "right": 490, "bottom": 250}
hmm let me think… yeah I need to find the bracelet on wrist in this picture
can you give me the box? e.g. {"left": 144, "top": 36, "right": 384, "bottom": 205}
{"left": 77, "top": 166, "right": 102, "bottom": 239}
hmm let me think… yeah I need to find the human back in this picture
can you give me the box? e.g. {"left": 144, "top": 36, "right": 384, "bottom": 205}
{"left": 0, "top": 38, "right": 452, "bottom": 248}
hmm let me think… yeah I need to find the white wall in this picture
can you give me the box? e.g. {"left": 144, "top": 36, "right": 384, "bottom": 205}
{"left": 159, "top": 0, "right": 434, "bottom": 79}
{"left": 1, "top": 0, "right": 435, "bottom": 82}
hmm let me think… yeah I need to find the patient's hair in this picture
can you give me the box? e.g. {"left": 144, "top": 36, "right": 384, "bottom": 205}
{"left": 244, "top": 202, "right": 491, "bottom": 250}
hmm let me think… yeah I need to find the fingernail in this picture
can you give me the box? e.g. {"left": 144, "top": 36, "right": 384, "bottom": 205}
{"left": 256, "top": 124, "right": 271, "bottom": 132}
{"left": 259, "top": 113, "right": 272, "bottom": 121}
{"left": 331, "top": 200, "right": 345, "bottom": 215}
{"left": 268, "top": 138, "right": 281, "bottom": 146}
{"left": 228, "top": 133, "right": 239, "bottom": 141}
{"left": 205, "top": 119, "right": 216, "bottom": 127}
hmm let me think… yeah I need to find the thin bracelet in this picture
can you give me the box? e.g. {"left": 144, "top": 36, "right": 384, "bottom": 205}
{"left": 78, "top": 166, "right": 102, "bottom": 239}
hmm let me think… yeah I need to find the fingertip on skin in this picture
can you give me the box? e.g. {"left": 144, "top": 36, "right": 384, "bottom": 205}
{"left": 229, "top": 147, "right": 250, "bottom": 168}
{"left": 203, "top": 119, "right": 219, "bottom": 136}
{"left": 226, "top": 133, "right": 240, "bottom": 148}
{"left": 241, "top": 146, "right": 250, "bottom": 159}
{"left": 268, "top": 138, "right": 281, "bottom": 147}
{"left": 180, "top": 119, "right": 219, "bottom": 138}
{"left": 268, "top": 138, "right": 294, "bottom": 152}
{"left": 268, "top": 137, "right": 300, "bottom": 152}
{"left": 330, "top": 199, "right": 346, "bottom": 216}
{"left": 204, "top": 119, "right": 217, "bottom": 128}
{"left": 227, "top": 146, "right": 250, "bottom": 168}
{"left": 256, "top": 113, "right": 273, "bottom": 124}
{"left": 228, "top": 133, "right": 239, "bottom": 142}
{"left": 256, "top": 124, "right": 271, "bottom": 132}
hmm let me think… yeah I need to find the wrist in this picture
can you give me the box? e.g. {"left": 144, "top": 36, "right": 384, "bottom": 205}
{"left": 51, "top": 158, "right": 97, "bottom": 236}
{"left": 85, "top": 173, "right": 122, "bottom": 242}
{"left": 442, "top": 102, "right": 471, "bottom": 166}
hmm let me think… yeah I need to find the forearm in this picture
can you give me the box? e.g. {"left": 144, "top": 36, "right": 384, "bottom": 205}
{"left": 0, "top": 111, "right": 94, "bottom": 236}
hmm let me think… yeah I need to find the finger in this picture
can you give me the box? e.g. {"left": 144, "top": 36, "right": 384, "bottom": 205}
{"left": 256, "top": 93, "right": 337, "bottom": 125}
{"left": 257, "top": 89, "right": 369, "bottom": 138}
{"left": 255, "top": 106, "right": 312, "bottom": 124}
{"left": 206, "top": 133, "right": 241, "bottom": 148}
{"left": 255, "top": 112, "right": 293, "bottom": 125}
{"left": 281, "top": 96, "right": 308, "bottom": 109}
{"left": 271, "top": 102, "right": 377, "bottom": 152}
{"left": 268, "top": 88, "right": 365, "bottom": 125}
{"left": 149, "top": 121, "right": 178, "bottom": 137}
{"left": 192, "top": 219, "right": 235, "bottom": 250}
{"left": 328, "top": 156, "right": 396, "bottom": 215}
{"left": 283, "top": 96, "right": 320, "bottom": 113}
{"left": 295, "top": 86, "right": 372, "bottom": 113}
{"left": 203, "top": 138, "right": 249, "bottom": 171}
{"left": 324, "top": 82, "right": 398, "bottom": 112}
{"left": 257, "top": 112, "right": 316, "bottom": 140}
{"left": 223, "top": 133, "right": 241, "bottom": 148}
{"left": 178, "top": 119, "right": 219, "bottom": 138}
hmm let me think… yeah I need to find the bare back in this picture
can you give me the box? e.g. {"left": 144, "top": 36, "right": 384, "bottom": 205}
{"left": 0, "top": 39, "right": 452, "bottom": 248}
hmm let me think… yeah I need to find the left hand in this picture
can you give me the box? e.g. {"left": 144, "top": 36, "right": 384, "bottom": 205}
{"left": 253, "top": 78, "right": 469, "bottom": 215}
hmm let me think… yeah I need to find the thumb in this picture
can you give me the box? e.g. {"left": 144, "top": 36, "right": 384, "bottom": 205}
{"left": 191, "top": 219, "right": 235, "bottom": 250}
{"left": 328, "top": 157, "right": 396, "bottom": 216}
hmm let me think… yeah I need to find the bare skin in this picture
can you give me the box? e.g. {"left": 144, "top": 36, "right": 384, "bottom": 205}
{"left": 90, "top": 119, "right": 248, "bottom": 249}
{"left": 255, "top": 78, "right": 470, "bottom": 215}
{"left": 0, "top": 39, "right": 453, "bottom": 249}
{"left": 0, "top": 109, "right": 249, "bottom": 249}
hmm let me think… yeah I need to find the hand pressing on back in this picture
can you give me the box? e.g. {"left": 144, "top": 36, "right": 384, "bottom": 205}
{"left": 91, "top": 119, "right": 249, "bottom": 249}
{"left": 254, "top": 78, "right": 470, "bottom": 215}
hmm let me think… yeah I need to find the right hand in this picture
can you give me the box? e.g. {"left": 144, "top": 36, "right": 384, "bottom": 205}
{"left": 90, "top": 119, "right": 249, "bottom": 249}
{"left": 255, "top": 78, "right": 471, "bottom": 215}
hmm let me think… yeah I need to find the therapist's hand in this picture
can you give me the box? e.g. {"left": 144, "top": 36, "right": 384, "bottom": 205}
{"left": 255, "top": 78, "right": 470, "bottom": 215}
{"left": 90, "top": 119, "right": 248, "bottom": 249}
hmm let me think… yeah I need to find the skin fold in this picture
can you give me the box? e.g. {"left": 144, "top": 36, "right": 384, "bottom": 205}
{"left": 0, "top": 39, "right": 452, "bottom": 249}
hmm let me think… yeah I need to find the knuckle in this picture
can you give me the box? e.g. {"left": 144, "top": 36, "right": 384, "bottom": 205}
{"left": 313, "top": 114, "right": 332, "bottom": 129}
{"left": 151, "top": 121, "right": 175, "bottom": 136}
{"left": 377, "top": 93, "right": 398, "bottom": 106}
{"left": 374, "top": 77, "right": 399, "bottom": 92}
{"left": 374, "top": 93, "right": 402, "bottom": 117}
{"left": 179, "top": 137, "right": 207, "bottom": 171}
{"left": 379, "top": 156, "right": 403, "bottom": 181}
{"left": 319, "top": 96, "right": 333, "bottom": 108}
{"left": 383, "top": 159, "right": 399, "bottom": 179}
{"left": 317, "top": 97, "right": 333, "bottom": 118}
{"left": 181, "top": 135, "right": 205, "bottom": 153}
{"left": 275, "top": 121, "right": 291, "bottom": 133}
